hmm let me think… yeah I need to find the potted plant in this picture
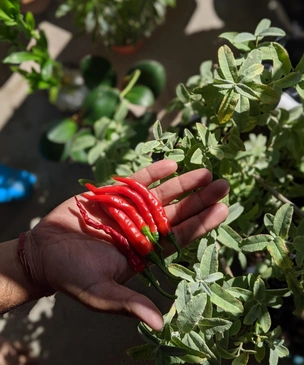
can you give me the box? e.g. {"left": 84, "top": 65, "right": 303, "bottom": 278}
{"left": 120, "top": 18, "right": 304, "bottom": 364}
{"left": 40, "top": 54, "right": 167, "bottom": 184}
{"left": 56, "top": 0, "right": 176, "bottom": 54}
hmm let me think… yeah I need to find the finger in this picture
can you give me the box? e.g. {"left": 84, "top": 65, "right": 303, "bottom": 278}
{"left": 166, "top": 179, "right": 230, "bottom": 225}
{"left": 152, "top": 168, "right": 213, "bottom": 206}
{"left": 131, "top": 159, "right": 178, "bottom": 186}
{"left": 174, "top": 203, "right": 229, "bottom": 248}
{"left": 78, "top": 281, "right": 164, "bottom": 331}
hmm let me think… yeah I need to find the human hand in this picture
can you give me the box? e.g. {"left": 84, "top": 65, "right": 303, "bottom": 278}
{"left": 27, "top": 160, "right": 229, "bottom": 330}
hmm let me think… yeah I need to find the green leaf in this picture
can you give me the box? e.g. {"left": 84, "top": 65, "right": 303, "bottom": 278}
{"left": 295, "top": 54, "right": 304, "bottom": 72}
{"left": 175, "top": 280, "right": 192, "bottom": 314}
{"left": 267, "top": 236, "right": 293, "bottom": 270}
{"left": 234, "top": 83, "right": 259, "bottom": 100}
{"left": 3, "top": 51, "right": 42, "bottom": 64}
{"left": 255, "top": 18, "right": 271, "bottom": 36}
{"left": 254, "top": 343, "right": 266, "bottom": 363}
{"left": 217, "top": 89, "right": 239, "bottom": 124}
{"left": 176, "top": 293, "right": 207, "bottom": 333}
{"left": 200, "top": 243, "right": 218, "bottom": 278}
{"left": 239, "top": 64, "right": 264, "bottom": 82}
{"left": 258, "top": 27, "right": 285, "bottom": 38}
{"left": 203, "top": 272, "right": 224, "bottom": 283}
{"left": 46, "top": 119, "right": 78, "bottom": 143}
{"left": 273, "top": 203, "right": 294, "bottom": 239}
{"left": 176, "top": 83, "right": 190, "bottom": 103}
{"left": 126, "top": 343, "right": 156, "bottom": 361}
{"left": 165, "top": 149, "right": 185, "bottom": 162}
{"left": 253, "top": 277, "right": 266, "bottom": 301}
{"left": 243, "top": 302, "right": 261, "bottom": 325}
{"left": 87, "top": 143, "right": 104, "bottom": 165}
{"left": 158, "top": 344, "right": 188, "bottom": 357}
{"left": 170, "top": 336, "right": 208, "bottom": 361}
{"left": 248, "top": 83, "right": 279, "bottom": 104}
{"left": 71, "top": 134, "right": 96, "bottom": 152}
{"left": 198, "top": 317, "right": 232, "bottom": 335}
{"left": 269, "top": 348, "right": 279, "bottom": 365}
{"left": 168, "top": 264, "right": 195, "bottom": 282}
{"left": 258, "top": 304, "right": 271, "bottom": 332}
{"left": 210, "top": 283, "right": 243, "bottom": 316}
{"left": 25, "top": 11, "right": 35, "bottom": 31}
{"left": 41, "top": 60, "right": 53, "bottom": 81}
{"left": 218, "top": 45, "right": 238, "bottom": 82}
{"left": 234, "top": 32, "right": 256, "bottom": 43}
{"left": 240, "top": 234, "right": 272, "bottom": 252}
{"left": 153, "top": 120, "right": 163, "bottom": 139}
{"left": 225, "top": 203, "right": 244, "bottom": 225}
{"left": 94, "top": 117, "right": 111, "bottom": 140}
{"left": 217, "top": 225, "right": 242, "bottom": 251}
{"left": 124, "top": 85, "right": 154, "bottom": 107}
{"left": 93, "top": 156, "right": 112, "bottom": 183}
{"left": 272, "top": 72, "right": 302, "bottom": 89}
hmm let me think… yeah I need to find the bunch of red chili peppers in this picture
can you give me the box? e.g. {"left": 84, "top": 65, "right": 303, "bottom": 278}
{"left": 75, "top": 176, "right": 181, "bottom": 299}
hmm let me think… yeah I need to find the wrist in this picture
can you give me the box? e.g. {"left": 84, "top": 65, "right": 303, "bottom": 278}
{"left": 20, "top": 230, "right": 56, "bottom": 297}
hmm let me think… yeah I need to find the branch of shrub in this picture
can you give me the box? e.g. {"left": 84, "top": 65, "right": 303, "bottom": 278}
{"left": 253, "top": 174, "right": 304, "bottom": 219}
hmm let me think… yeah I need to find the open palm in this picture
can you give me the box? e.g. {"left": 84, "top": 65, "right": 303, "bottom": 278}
{"left": 28, "top": 160, "right": 229, "bottom": 330}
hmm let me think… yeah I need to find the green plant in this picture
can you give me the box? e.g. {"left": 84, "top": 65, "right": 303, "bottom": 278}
{"left": 125, "top": 19, "right": 304, "bottom": 364}
{"left": 56, "top": 0, "right": 176, "bottom": 47}
{"left": 0, "top": 0, "right": 62, "bottom": 102}
{"left": 42, "top": 56, "right": 167, "bottom": 185}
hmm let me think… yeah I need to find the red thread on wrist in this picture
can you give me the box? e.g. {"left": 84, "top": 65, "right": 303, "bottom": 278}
{"left": 18, "top": 232, "right": 55, "bottom": 297}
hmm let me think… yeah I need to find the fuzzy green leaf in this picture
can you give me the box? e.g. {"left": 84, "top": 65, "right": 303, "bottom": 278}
{"left": 234, "top": 32, "right": 256, "bottom": 43}
{"left": 200, "top": 243, "right": 218, "bottom": 278}
{"left": 273, "top": 203, "right": 294, "bottom": 239}
{"left": 168, "top": 264, "right": 195, "bottom": 282}
{"left": 198, "top": 317, "right": 232, "bottom": 335}
{"left": 210, "top": 283, "right": 243, "bottom": 316}
{"left": 126, "top": 343, "right": 156, "bottom": 361}
{"left": 267, "top": 236, "right": 293, "bottom": 270}
{"left": 218, "top": 45, "right": 238, "bottom": 82}
{"left": 217, "top": 225, "right": 242, "bottom": 251}
{"left": 254, "top": 18, "right": 271, "bottom": 36}
{"left": 218, "top": 89, "right": 239, "bottom": 124}
{"left": 176, "top": 293, "right": 207, "bottom": 333}
{"left": 3, "top": 51, "right": 42, "bottom": 64}
{"left": 253, "top": 277, "right": 266, "bottom": 301}
{"left": 243, "top": 303, "right": 261, "bottom": 325}
{"left": 240, "top": 234, "right": 272, "bottom": 252}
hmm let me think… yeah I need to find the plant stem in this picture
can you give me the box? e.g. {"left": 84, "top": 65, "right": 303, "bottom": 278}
{"left": 120, "top": 69, "right": 141, "bottom": 98}
{"left": 253, "top": 173, "right": 304, "bottom": 219}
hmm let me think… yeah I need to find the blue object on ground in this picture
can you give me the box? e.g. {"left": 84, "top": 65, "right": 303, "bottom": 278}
{"left": 0, "top": 164, "right": 37, "bottom": 203}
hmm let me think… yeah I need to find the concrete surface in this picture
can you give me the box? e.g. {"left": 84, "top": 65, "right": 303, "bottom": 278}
{"left": 0, "top": 1, "right": 284, "bottom": 364}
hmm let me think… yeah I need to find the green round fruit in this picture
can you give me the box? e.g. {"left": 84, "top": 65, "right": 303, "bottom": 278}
{"left": 82, "top": 85, "right": 120, "bottom": 125}
{"left": 127, "top": 60, "right": 166, "bottom": 98}
{"left": 80, "top": 55, "right": 117, "bottom": 90}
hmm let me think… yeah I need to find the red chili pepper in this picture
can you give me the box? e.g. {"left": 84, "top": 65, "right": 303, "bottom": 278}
{"left": 85, "top": 183, "right": 159, "bottom": 243}
{"left": 75, "top": 197, "right": 145, "bottom": 272}
{"left": 107, "top": 206, "right": 176, "bottom": 279}
{"left": 82, "top": 192, "right": 158, "bottom": 245}
{"left": 75, "top": 197, "right": 176, "bottom": 299}
{"left": 113, "top": 176, "right": 181, "bottom": 262}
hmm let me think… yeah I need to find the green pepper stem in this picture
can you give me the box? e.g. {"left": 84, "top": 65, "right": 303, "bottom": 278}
{"left": 146, "top": 251, "right": 177, "bottom": 281}
{"left": 141, "top": 268, "right": 177, "bottom": 299}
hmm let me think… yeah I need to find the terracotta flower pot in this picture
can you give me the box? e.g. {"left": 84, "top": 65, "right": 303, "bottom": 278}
{"left": 21, "top": 0, "right": 50, "bottom": 14}
{"left": 111, "top": 41, "right": 144, "bottom": 56}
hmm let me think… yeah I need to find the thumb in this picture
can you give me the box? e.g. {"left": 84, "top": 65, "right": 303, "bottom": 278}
{"left": 82, "top": 281, "right": 164, "bottom": 331}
